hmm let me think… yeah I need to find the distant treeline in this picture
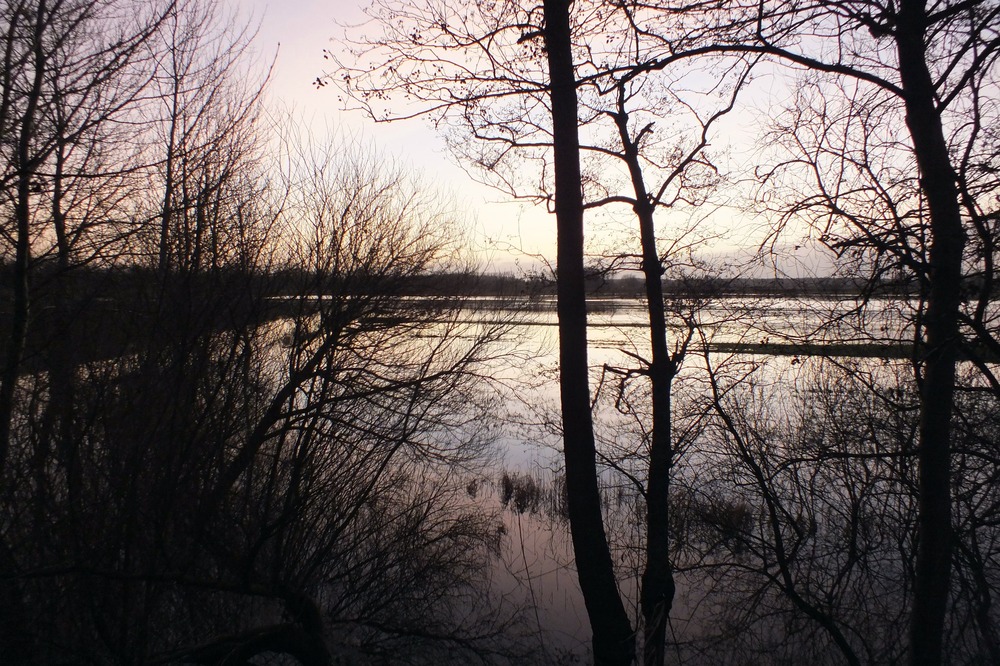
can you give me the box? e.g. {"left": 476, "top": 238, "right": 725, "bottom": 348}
{"left": 378, "top": 271, "right": 930, "bottom": 299}
{"left": 0, "top": 263, "right": 975, "bottom": 307}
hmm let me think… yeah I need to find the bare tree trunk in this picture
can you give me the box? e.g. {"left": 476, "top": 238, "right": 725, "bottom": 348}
{"left": 634, "top": 188, "right": 675, "bottom": 666}
{"left": 0, "top": 0, "right": 47, "bottom": 473}
{"left": 609, "top": 105, "right": 676, "bottom": 666}
{"left": 159, "top": 106, "right": 177, "bottom": 273}
{"left": 896, "top": 1, "right": 965, "bottom": 663}
{"left": 542, "top": 1, "right": 635, "bottom": 663}
{"left": 641, "top": 345, "right": 673, "bottom": 666}
{"left": 46, "top": 136, "right": 83, "bottom": 515}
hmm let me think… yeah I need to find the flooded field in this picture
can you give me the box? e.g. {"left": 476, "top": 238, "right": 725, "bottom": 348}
{"left": 445, "top": 293, "right": 973, "bottom": 662}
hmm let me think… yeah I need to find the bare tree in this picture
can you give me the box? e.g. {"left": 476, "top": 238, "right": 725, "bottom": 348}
{"left": 0, "top": 2, "right": 522, "bottom": 661}
{"left": 0, "top": 0, "right": 170, "bottom": 475}
{"left": 144, "top": 0, "right": 272, "bottom": 275}
{"left": 539, "top": 2, "right": 637, "bottom": 662}
{"left": 2, "top": 126, "right": 520, "bottom": 663}
{"left": 576, "top": 2, "right": 998, "bottom": 660}
{"left": 328, "top": 4, "right": 762, "bottom": 662}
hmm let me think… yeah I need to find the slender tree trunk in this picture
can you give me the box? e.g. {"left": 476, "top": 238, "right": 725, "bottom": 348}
{"left": 47, "top": 136, "right": 83, "bottom": 517}
{"left": 0, "top": 0, "right": 48, "bottom": 473}
{"left": 634, "top": 194, "right": 675, "bottom": 666}
{"left": 896, "top": 1, "right": 965, "bottom": 662}
{"left": 610, "top": 106, "right": 676, "bottom": 666}
{"left": 159, "top": 42, "right": 182, "bottom": 274}
{"left": 641, "top": 350, "right": 673, "bottom": 666}
{"left": 542, "top": 1, "right": 635, "bottom": 663}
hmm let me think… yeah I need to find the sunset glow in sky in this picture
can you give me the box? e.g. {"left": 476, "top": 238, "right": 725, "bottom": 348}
{"left": 238, "top": 0, "right": 829, "bottom": 278}
{"left": 245, "top": 0, "right": 558, "bottom": 273}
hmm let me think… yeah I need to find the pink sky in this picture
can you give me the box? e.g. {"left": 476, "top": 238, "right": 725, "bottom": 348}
{"left": 243, "top": 0, "right": 554, "bottom": 272}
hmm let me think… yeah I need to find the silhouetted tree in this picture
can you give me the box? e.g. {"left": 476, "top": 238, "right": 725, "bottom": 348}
{"left": 0, "top": 2, "right": 522, "bottom": 662}
{"left": 329, "top": 4, "right": 758, "bottom": 661}
{"left": 626, "top": 2, "right": 999, "bottom": 658}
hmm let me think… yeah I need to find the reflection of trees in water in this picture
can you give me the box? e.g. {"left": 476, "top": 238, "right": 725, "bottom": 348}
{"left": 650, "top": 357, "right": 997, "bottom": 662}
{"left": 506, "top": 354, "right": 1000, "bottom": 663}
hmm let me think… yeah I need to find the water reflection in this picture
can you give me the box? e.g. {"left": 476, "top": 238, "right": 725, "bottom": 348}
{"left": 466, "top": 295, "right": 1000, "bottom": 663}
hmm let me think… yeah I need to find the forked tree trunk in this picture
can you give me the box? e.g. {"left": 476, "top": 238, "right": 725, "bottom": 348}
{"left": 610, "top": 104, "right": 676, "bottom": 666}
{"left": 541, "top": 0, "right": 635, "bottom": 663}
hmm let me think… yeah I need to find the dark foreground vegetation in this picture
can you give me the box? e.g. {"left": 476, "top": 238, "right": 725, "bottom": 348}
{"left": 0, "top": 2, "right": 524, "bottom": 662}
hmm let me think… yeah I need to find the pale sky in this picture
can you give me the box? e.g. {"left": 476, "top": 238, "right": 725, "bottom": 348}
{"left": 238, "top": 1, "right": 825, "bottom": 278}
{"left": 243, "top": 0, "right": 557, "bottom": 273}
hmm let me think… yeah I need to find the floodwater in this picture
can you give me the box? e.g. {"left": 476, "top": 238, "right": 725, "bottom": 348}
{"left": 454, "top": 294, "right": 924, "bottom": 660}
